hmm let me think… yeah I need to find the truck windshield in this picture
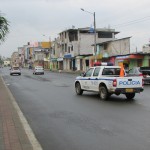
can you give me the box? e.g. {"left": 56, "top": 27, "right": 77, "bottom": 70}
{"left": 102, "top": 68, "right": 120, "bottom": 76}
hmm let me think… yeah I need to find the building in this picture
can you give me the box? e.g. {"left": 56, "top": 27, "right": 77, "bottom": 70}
{"left": 3, "top": 58, "right": 11, "bottom": 67}
{"left": 57, "top": 27, "right": 119, "bottom": 71}
{"left": 93, "top": 37, "right": 131, "bottom": 67}
{"left": 11, "top": 52, "right": 19, "bottom": 67}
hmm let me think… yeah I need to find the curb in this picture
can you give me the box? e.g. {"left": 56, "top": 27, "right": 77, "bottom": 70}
{"left": 1, "top": 76, "right": 43, "bottom": 150}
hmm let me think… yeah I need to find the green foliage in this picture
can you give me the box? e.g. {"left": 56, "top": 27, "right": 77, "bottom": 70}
{"left": 0, "top": 12, "right": 9, "bottom": 44}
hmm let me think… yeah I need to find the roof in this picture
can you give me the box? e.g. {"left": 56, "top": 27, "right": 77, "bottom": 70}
{"left": 93, "top": 37, "right": 132, "bottom": 46}
{"left": 59, "top": 27, "right": 119, "bottom": 34}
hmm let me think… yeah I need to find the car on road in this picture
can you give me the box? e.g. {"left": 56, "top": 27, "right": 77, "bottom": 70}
{"left": 127, "top": 67, "right": 150, "bottom": 84}
{"left": 10, "top": 66, "right": 21, "bottom": 76}
{"left": 33, "top": 66, "right": 44, "bottom": 75}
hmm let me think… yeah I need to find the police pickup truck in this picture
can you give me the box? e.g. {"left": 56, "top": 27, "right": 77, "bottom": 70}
{"left": 75, "top": 63, "right": 144, "bottom": 100}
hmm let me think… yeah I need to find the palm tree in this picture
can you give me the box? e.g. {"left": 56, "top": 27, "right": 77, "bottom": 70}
{"left": 0, "top": 12, "right": 9, "bottom": 44}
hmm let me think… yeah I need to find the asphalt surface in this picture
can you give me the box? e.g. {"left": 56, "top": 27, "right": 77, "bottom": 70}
{"left": 1, "top": 67, "right": 150, "bottom": 150}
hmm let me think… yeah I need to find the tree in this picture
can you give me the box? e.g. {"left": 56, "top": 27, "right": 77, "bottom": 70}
{"left": 0, "top": 12, "right": 9, "bottom": 44}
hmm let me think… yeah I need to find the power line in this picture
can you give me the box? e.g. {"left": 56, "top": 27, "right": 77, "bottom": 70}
{"left": 112, "top": 16, "right": 150, "bottom": 28}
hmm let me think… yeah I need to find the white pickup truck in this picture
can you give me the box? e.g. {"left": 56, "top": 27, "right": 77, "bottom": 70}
{"left": 75, "top": 64, "right": 144, "bottom": 100}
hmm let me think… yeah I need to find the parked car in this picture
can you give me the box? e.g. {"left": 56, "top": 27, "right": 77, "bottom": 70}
{"left": 33, "top": 66, "right": 44, "bottom": 75}
{"left": 10, "top": 66, "right": 21, "bottom": 76}
{"left": 127, "top": 67, "right": 150, "bottom": 84}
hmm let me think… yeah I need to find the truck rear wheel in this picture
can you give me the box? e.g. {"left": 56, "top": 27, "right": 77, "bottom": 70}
{"left": 125, "top": 93, "right": 135, "bottom": 100}
{"left": 75, "top": 82, "right": 83, "bottom": 95}
{"left": 99, "top": 86, "right": 109, "bottom": 100}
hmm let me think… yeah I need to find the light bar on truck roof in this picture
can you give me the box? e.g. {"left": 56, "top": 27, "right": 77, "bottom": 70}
{"left": 101, "top": 62, "right": 113, "bottom": 66}
{"left": 94, "top": 62, "right": 113, "bottom": 66}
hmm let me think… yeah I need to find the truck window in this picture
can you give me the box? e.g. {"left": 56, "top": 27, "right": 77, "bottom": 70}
{"left": 102, "top": 68, "right": 120, "bottom": 76}
{"left": 93, "top": 68, "right": 100, "bottom": 76}
{"left": 85, "top": 68, "right": 94, "bottom": 77}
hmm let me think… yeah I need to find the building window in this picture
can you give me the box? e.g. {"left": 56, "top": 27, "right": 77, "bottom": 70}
{"left": 104, "top": 44, "right": 108, "bottom": 50}
{"left": 65, "top": 44, "right": 67, "bottom": 52}
{"left": 98, "top": 32, "right": 113, "bottom": 38}
{"left": 62, "top": 44, "right": 64, "bottom": 51}
{"left": 71, "top": 45, "right": 73, "bottom": 51}
{"left": 68, "top": 47, "right": 70, "bottom": 53}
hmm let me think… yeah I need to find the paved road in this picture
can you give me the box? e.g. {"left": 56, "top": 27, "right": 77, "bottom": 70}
{"left": 1, "top": 67, "right": 150, "bottom": 150}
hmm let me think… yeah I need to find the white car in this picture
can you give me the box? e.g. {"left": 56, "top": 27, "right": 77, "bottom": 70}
{"left": 33, "top": 66, "right": 44, "bottom": 75}
{"left": 10, "top": 66, "right": 21, "bottom": 76}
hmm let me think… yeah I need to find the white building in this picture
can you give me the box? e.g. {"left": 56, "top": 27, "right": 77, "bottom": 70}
{"left": 57, "top": 27, "right": 119, "bottom": 71}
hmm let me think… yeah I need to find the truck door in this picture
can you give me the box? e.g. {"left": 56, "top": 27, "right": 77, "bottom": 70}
{"left": 82, "top": 68, "right": 94, "bottom": 90}
{"left": 90, "top": 67, "right": 100, "bottom": 91}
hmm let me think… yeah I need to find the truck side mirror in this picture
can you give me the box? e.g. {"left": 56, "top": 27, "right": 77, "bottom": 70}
{"left": 80, "top": 72, "right": 86, "bottom": 77}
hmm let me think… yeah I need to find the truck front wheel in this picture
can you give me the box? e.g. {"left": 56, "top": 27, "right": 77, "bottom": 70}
{"left": 99, "top": 86, "right": 109, "bottom": 100}
{"left": 75, "top": 82, "right": 83, "bottom": 95}
{"left": 125, "top": 93, "right": 135, "bottom": 100}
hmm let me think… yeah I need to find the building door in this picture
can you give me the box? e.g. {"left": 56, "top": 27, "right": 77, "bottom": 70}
{"left": 72, "top": 59, "right": 76, "bottom": 70}
{"left": 70, "top": 59, "right": 72, "bottom": 70}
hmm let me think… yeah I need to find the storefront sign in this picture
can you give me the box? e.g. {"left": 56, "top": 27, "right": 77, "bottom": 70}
{"left": 64, "top": 54, "right": 72, "bottom": 58}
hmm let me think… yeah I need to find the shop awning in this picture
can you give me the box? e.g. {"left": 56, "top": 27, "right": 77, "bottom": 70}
{"left": 116, "top": 54, "right": 144, "bottom": 60}
{"left": 76, "top": 56, "right": 84, "bottom": 59}
{"left": 51, "top": 58, "right": 57, "bottom": 62}
{"left": 57, "top": 57, "right": 63, "bottom": 61}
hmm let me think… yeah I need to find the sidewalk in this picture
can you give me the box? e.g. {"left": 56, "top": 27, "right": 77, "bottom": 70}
{"left": 0, "top": 76, "right": 42, "bottom": 150}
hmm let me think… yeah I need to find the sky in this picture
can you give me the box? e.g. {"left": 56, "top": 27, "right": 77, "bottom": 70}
{"left": 0, "top": 0, "right": 150, "bottom": 58}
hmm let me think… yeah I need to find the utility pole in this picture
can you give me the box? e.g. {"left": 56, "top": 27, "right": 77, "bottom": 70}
{"left": 81, "top": 8, "right": 97, "bottom": 62}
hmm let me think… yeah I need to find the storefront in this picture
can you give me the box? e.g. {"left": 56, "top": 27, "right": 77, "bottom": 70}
{"left": 57, "top": 57, "right": 63, "bottom": 70}
{"left": 63, "top": 54, "right": 74, "bottom": 70}
{"left": 115, "top": 54, "right": 144, "bottom": 70}
{"left": 50, "top": 58, "right": 57, "bottom": 70}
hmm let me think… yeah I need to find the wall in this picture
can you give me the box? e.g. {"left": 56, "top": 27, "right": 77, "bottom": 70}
{"left": 143, "top": 46, "right": 150, "bottom": 53}
{"left": 107, "top": 38, "right": 130, "bottom": 56}
{"left": 129, "top": 60, "right": 137, "bottom": 69}
{"left": 143, "top": 55, "right": 150, "bottom": 66}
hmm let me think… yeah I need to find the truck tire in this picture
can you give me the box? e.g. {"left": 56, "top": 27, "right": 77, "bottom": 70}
{"left": 125, "top": 93, "right": 135, "bottom": 100}
{"left": 99, "top": 86, "right": 109, "bottom": 100}
{"left": 75, "top": 82, "right": 83, "bottom": 95}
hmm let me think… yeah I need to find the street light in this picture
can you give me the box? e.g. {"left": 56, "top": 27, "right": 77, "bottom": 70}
{"left": 81, "top": 8, "right": 97, "bottom": 62}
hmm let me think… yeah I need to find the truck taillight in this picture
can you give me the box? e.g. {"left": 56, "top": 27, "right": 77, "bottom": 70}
{"left": 142, "top": 79, "right": 144, "bottom": 86}
{"left": 113, "top": 79, "right": 117, "bottom": 87}
{"left": 139, "top": 73, "right": 143, "bottom": 76}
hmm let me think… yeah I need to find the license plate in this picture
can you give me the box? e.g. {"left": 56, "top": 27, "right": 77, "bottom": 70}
{"left": 126, "top": 89, "right": 133, "bottom": 92}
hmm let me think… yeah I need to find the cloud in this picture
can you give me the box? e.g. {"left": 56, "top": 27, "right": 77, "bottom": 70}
{"left": 0, "top": 0, "right": 150, "bottom": 57}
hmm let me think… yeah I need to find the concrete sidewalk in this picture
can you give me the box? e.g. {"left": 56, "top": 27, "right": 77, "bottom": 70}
{"left": 0, "top": 76, "right": 42, "bottom": 150}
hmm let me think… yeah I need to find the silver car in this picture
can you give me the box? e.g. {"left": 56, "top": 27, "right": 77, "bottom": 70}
{"left": 127, "top": 67, "right": 150, "bottom": 84}
{"left": 10, "top": 66, "right": 21, "bottom": 76}
{"left": 33, "top": 66, "right": 44, "bottom": 75}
